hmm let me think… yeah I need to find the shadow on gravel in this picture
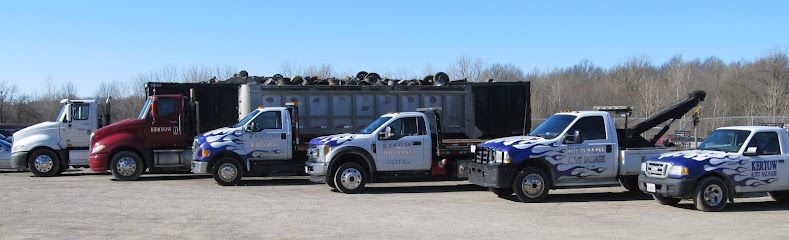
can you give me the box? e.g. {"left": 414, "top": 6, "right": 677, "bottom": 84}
{"left": 237, "top": 178, "right": 316, "bottom": 186}
{"left": 673, "top": 201, "right": 789, "bottom": 212}
{"left": 498, "top": 191, "right": 652, "bottom": 203}
{"left": 362, "top": 184, "right": 486, "bottom": 194}
{"left": 129, "top": 174, "right": 212, "bottom": 181}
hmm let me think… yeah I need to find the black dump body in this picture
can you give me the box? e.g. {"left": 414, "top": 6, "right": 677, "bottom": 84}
{"left": 146, "top": 82, "right": 240, "bottom": 133}
{"left": 146, "top": 81, "right": 530, "bottom": 139}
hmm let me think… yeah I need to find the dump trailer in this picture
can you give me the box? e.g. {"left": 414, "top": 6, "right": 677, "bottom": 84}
{"left": 192, "top": 79, "right": 531, "bottom": 185}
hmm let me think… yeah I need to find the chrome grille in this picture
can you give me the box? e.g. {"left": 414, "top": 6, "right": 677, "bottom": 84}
{"left": 645, "top": 161, "right": 669, "bottom": 178}
{"left": 473, "top": 146, "right": 494, "bottom": 164}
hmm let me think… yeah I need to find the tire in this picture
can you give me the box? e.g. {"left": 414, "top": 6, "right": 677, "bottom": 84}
{"left": 693, "top": 177, "right": 728, "bottom": 212}
{"left": 490, "top": 187, "right": 514, "bottom": 197}
{"left": 652, "top": 194, "right": 682, "bottom": 205}
{"left": 326, "top": 174, "right": 337, "bottom": 189}
{"left": 333, "top": 162, "right": 367, "bottom": 194}
{"left": 618, "top": 177, "right": 640, "bottom": 193}
{"left": 768, "top": 191, "right": 789, "bottom": 203}
{"left": 110, "top": 151, "right": 145, "bottom": 181}
{"left": 513, "top": 167, "right": 551, "bottom": 203}
{"left": 28, "top": 148, "right": 61, "bottom": 177}
{"left": 212, "top": 157, "right": 243, "bottom": 186}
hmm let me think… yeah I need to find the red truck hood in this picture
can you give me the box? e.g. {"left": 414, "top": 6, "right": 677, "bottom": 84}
{"left": 93, "top": 119, "right": 147, "bottom": 139}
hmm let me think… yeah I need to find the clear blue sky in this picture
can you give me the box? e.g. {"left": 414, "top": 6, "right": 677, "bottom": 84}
{"left": 1, "top": 0, "right": 786, "bottom": 96}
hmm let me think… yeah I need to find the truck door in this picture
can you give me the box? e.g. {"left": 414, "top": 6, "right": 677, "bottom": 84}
{"left": 738, "top": 131, "right": 787, "bottom": 192}
{"left": 244, "top": 110, "right": 291, "bottom": 160}
{"left": 375, "top": 116, "right": 430, "bottom": 171}
{"left": 60, "top": 102, "right": 93, "bottom": 148}
{"left": 558, "top": 116, "right": 618, "bottom": 182}
{"left": 145, "top": 97, "right": 185, "bottom": 148}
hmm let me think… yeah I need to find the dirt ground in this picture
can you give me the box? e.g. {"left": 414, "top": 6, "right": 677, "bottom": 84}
{"left": 1, "top": 169, "right": 788, "bottom": 240}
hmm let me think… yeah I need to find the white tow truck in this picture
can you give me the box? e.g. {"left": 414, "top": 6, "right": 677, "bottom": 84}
{"left": 10, "top": 99, "right": 110, "bottom": 176}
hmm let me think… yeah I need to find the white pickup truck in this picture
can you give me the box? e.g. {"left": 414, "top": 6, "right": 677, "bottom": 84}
{"left": 639, "top": 126, "right": 789, "bottom": 211}
{"left": 10, "top": 99, "right": 110, "bottom": 176}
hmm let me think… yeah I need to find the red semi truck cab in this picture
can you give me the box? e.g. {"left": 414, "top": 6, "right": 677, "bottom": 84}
{"left": 89, "top": 94, "right": 194, "bottom": 180}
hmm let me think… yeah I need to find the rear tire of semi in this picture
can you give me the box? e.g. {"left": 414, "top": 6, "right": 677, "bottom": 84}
{"left": 28, "top": 149, "right": 61, "bottom": 177}
{"left": 618, "top": 177, "right": 640, "bottom": 193}
{"left": 490, "top": 187, "right": 514, "bottom": 197}
{"left": 110, "top": 151, "right": 144, "bottom": 181}
{"left": 693, "top": 177, "right": 728, "bottom": 212}
{"left": 334, "top": 162, "right": 367, "bottom": 194}
{"left": 652, "top": 194, "right": 681, "bottom": 205}
{"left": 513, "top": 167, "right": 550, "bottom": 203}
{"left": 212, "top": 157, "right": 243, "bottom": 186}
{"left": 768, "top": 191, "right": 789, "bottom": 203}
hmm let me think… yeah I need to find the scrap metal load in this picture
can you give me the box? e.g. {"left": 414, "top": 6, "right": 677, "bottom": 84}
{"left": 147, "top": 71, "right": 531, "bottom": 141}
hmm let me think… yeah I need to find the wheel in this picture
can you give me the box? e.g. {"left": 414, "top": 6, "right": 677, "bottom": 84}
{"left": 212, "top": 157, "right": 243, "bottom": 186}
{"left": 28, "top": 148, "right": 61, "bottom": 177}
{"left": 652, "top": 194, "right": 682, "bottom": 205}
{"left": 333, "top": 162, "right": 367, "bottom": 194}
{"left": 325, "top": 174, "right": 337, "bottom": 189}
{"left": 768, "top": 191, "right": 789, "bottom": 203}
{"left": 513, "top": 167, "right": 550, "bottom": 203}
{"left": 110, "top": 151, "right": 144, "bottom": 181}
{"left": 618, "top": 177, "right": 640, "bottom": 192}
{"left": 490, "top": 187, "right": 513, "bottom": 197}
{"left": 693, "top": 177, "right": 728, "bottom": 212}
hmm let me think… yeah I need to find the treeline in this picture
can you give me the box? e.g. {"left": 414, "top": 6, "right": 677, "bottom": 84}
{"left": 0, "top": 52, "right": 787, "bottom": 135}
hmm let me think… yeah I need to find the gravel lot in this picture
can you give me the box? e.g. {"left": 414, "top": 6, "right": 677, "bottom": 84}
{"left": 1, "top": 168, "right": 788, "bottom": 240}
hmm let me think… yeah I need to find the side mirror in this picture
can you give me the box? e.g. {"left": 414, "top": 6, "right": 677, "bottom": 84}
{"left": 64, "top": 104, "right": 72, "bottom": 123}
{"left": 744, "top": 147, "right": 759, "bottom": 156}
{"left": 564, "top": 130, "right": 581, "bottom": 144}
{"left": 150, "top": 101, "right": 158, "bottom": 122}
{"left": 379, "top": 126, "right": 394, "bottom": 140}
{"left": 246, "top": 122, "right": 257, "bottom": 132}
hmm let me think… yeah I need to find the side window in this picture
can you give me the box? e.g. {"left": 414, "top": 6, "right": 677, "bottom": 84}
{"left": 567, "top": 116, "right": 607, "bottom": 142}
{"left": 71, "top": 103, "right": 90, "bottom": 121}
{"left": 252, "top": 111, "right": 282, "bottom": 131}
{"left": 156, "top": 99, "right": 177, "bottom": 118}
{"left": 747, "top": 132, "right": 781, "bottom": 155}
{"left": 386, "top": 117, "right": 420, "bottom": 137}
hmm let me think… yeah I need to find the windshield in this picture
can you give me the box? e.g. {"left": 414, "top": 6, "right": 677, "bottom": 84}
{"left": 55, "top": 104, "right": 67, "bottom": 122}
{"left": 528, "top": 115, "right": 577, "bottom": 139}
{"left": 138, "top": 99, "right": 152, "bottom": 119}
{"left": 359, "top": 116, "right": 392, "bottom": 134}
{"left": 698, "top": 129, "right": 751, "bottom": 153}
{"left": 234, "top": 110, "right": 260, "bottom": 128}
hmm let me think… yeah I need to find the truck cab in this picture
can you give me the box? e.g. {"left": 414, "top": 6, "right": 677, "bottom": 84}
{"left": 191, "top": 105, "right": 300, "bottom": 185}
{"left": 306, "top": 109, "right": 469, "bottom": 194}
{"left": 639, "top": 126, "right": 789, "bottom": 211}
{"left": 10, "top": 99, "right": 109, "bottom": 176}
{"left": 89, "top": 94, "right": 193, "bottom": 180}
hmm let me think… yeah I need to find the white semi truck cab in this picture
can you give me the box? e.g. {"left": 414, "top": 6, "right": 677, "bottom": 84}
{"left": 10, "top": 99, "right": 110, "bottom": 176}
{"left": 639, "top": 126, "right": 789, "bottom": 211}
{"left": 306, "top": 108, "right": 476, "bottom": 193}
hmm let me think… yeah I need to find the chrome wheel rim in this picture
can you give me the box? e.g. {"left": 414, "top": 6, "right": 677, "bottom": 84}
{"left": 116, "top": 157, "right": 137, "bottom": 177}
{"left": 33, "top": 155, "right": 53, "bottom": 173}
{"left": 522, "top": 174, "right": 545, "bottom": 198}
{"left": 340, "top": 168, "right": 362, "bottom": 190}
{"left": 703, "top": 184, "right": 724, "bottom": 206}
{"left": 218, "top": 163, "right": 238, "bottom": 182}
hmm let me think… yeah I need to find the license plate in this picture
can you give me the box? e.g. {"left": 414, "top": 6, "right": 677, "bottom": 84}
{"left": 646, "top": 183, "right": 656, "bottom": 192}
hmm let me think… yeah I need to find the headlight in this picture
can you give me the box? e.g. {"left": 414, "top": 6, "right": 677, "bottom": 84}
{"left": 492, "top": 151, "right": 511, "bottom": 164}
{"left": 470, "top": 145, "right": 476, "bottom": 153}
{"left": 321, "top": 145, "right": 331, "bottom": 156}
{"left": 11, "top": 144, "right": 24, "bottom": 152}
{"left": 640, "top": 162, "right": 647, "bottom": 172}
{"left": 668, "top": 165, "right": 688, "bottom": 177}
{"left": 91, "top": 143, "right": 105, "bottom": 154}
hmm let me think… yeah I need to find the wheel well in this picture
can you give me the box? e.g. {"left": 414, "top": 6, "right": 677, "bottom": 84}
{"left": 27, "top": 146, "right": 58, "bottom": 163}
{"left": 515, "top": 158, "right": 556, "bottom": 188}
{"left": 697, "top": 172, "right": 735, "bottom": 200}
{"left": 209, "top": 151, "right": 244, "bottom": 172}
{"left": 109, "top": 147, "right": 146, "bottom": 169}
{"left": 329, "top": 152, "right": 372, "bottom": 179}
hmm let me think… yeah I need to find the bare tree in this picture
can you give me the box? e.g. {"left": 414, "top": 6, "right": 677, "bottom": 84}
{"left": 0, "top": 81, "right": 19, "bottom": 123}
{"left": 279, "top": 61, "right": 300, "bottom": 78}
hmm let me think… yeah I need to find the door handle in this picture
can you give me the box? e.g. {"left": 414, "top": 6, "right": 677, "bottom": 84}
{"left": 412, "top": 141, "right": 421, "bottom": 146}
{"left": 779, "top": 159, "right": 785, "bottom": 163}
{"left": 281, "top": 133, "right": 287, "bottom": 139}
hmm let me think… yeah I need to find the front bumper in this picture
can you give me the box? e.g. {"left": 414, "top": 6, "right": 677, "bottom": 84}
{"left": 638, "top": 174, "right": 697, "bottom": 198}
{"left": 191, "top": 161, "right": 209, "bottom": 174}
{"left": 467, "top": 162, "right": 516, "bottom": 189}
{"left": 305, "top": 160, "right": 328, "bottom": 183}
{"left": 10, "top": 151, "right": 28, "bottom": 170}
{"left": 88, "top": 153, "right": 111, "bottom": 172}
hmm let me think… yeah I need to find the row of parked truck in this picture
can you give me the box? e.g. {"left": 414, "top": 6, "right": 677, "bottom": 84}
{"left": 5, "top": 75, "right": 789, "bottom": 212}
